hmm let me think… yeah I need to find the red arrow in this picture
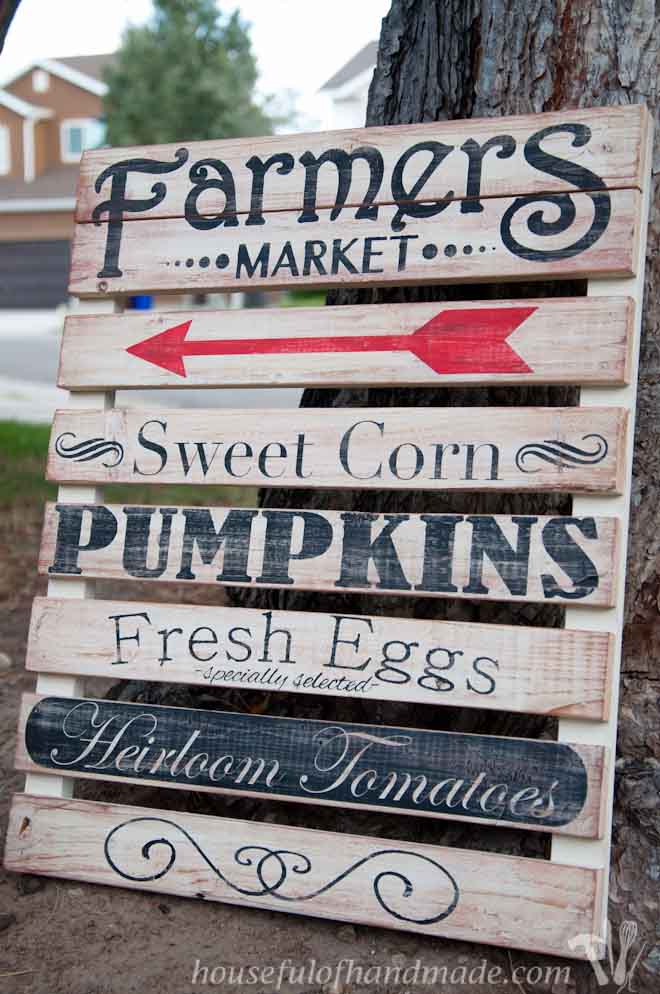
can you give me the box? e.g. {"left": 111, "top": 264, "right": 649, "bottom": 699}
{"left": 126, "top": 307, "right": 536, "bottom": 378}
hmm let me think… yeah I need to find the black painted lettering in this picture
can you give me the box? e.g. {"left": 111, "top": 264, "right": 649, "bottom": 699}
{"left": 362, "top": 235, "right": 387, "bottom": 273}
{"left": 331, "top": 238, "right": 359, "bottom": 274}
{"left": 464, "top": 515, "right": 537, "bottom": 597}
{"left": 177, "top": 440, "right": 222, "bottom": 477}
{"left": 224, "top": 442, "right": 253, "bottom": 478}
{"left": 245, "top": 153, "right": 294, "bottom": 225}
{"left": 177, "top": 508, "right": 258, "bottom": 582}
{"left": 302, "top": 240, "right": 327, "bottom": 275}
{"left": 339, "top": 420, "right": 383, "bottom": 479}
{"left": 185, "top": 158, "right": 238, "bottom": 229}
{"left": 257, "top": 610, "right": 296, "bottom": 664}
{"left": 134, "top": 419, "right": 168, "bottom": 476}
{"left": 327, "top": 615, "right": 374, "bottom": 671}
{"left": 541, "top": 517, "right": 600, "bottom": 600}
{"left": 189, "top": 626, "right": 219, "bottom": 663}
{"left": 157, "top": 626, "right": 183, "bottom": 666}
{"left": 414, "top": 515, "right": 462, "bottom": 593}
{"left": 298, "top": 147, "right": 384, "bottom": 223}
{"left": 257, "top": 510, "right": 334, "bottom": 585}
{"left": 271, "top": 241, "right": 300, "bottom": 277}
{"left": 236, "top": 243, "right": 270, "bottom": 279}
{"left": 460, "top": 135, "right": 516, "bottom": 213}
{"left": 391, "top": 141, "right": 454, "bottom": 231}
{"left": 108, "top": 611, "right": 151, "bottom": 665}
{"left": 337, "top": 513, "right": 411, "bottom": 591}
{"left": 48, "top": 504, "right": 118, "bottom": 575}
{"left": 226, "top": 627, "right": 252, "bottom": 663}
{"left": 258, "top": 442, "right": 287, "bottom": 479}
{"left": 467, "top": 656, "right": 499, "bottom": 695}
{"left": 92, "top": 149, "right": 188, "bottom": 278}
{"left": 123, "top": 507, "right": 176, "bottom": 579}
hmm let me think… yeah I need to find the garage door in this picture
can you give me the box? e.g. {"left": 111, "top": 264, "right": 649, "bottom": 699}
{"left": 0, "top": 240, "right": 70, "bottom": 308}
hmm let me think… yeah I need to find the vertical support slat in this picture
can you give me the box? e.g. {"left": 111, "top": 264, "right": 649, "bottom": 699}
{"left": 550, "top": 120, "right": 654, "bottom": 939}
{"left": 23, "top": 300, "right": 121, "bottom": 798}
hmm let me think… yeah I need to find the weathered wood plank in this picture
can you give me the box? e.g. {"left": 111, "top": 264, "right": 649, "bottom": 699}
{"left": 47, "top": 406, "right": 628, "bottom": 495}
{"left": 38, "top": 503, "right": 620, "bottom": 607}
{"left": 5, "top": 793, "right": 603, "bottom": 958}
{"left": 58, "top": 297, "right": 635, "bottom": 390}
{"left": 68, "top": 189, "right": 642, "bottom": 298}
{"left": 26, "top": 596, "right": 614, "bottom": 720}
{"left": 75, "top": 105, "right": 648, "bottom": 224}
{"left": 15, "top": 694, "right": 607, "bottom": 837}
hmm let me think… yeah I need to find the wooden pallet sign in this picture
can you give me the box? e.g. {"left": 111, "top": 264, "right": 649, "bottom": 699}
{"left": 68, "top": 105, "right": 649, "bottom": 296}
{"left": 58, "top": 297, "right": 635, "bottom": 391}
{"left": 26, "top": 597, "right": 614, "bottom": 719}
{"left": 39, "top": 502, "right": 620, "bottom": 606}
{"left": 4, "top": 103, "right": 653, "bottom": 961}
{"left": 5, "top": 795, "right": 604, "bottom": 958}
{"left": 47, "top": 405, "right": 628, "bottom": 493}
{"left": 16, "top": 694, "right": 607, "bottom": 837}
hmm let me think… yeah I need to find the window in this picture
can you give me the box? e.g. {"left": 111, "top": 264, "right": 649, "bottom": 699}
{"left": 0, "top": 125, "right": 10, "bottom": 175}
{"left": 60, "top": 118, "right": 106, "bottom": 162}
{"left": 32, "top": 69, "right": 50, "bottom": 93}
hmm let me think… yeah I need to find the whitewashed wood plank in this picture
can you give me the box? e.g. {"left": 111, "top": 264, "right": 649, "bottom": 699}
{"left": 46, "top": 406, "right": 628, "bottom": 495}
{"left": 58, "top": 297, "right": 634, "bottom": 390}
{"left": 15, "top": 694, "right": 608, "bottom": 837}
{"left": 5, "top": 793, "right": 604, "bottom": 958}
{"left": 68, "top": 189, "right": 642, "bottom": 298}
{"left": 75, "top": 105, "right": 648, "bottom": 224}
{"left": 549, "top": 114, "right": 656, "bottom": 936}
{"left": 26, "top": 596, "right": 614, "bottom": 719}
{"left": 38, "top": 503, "right": 620, "bottom": 607}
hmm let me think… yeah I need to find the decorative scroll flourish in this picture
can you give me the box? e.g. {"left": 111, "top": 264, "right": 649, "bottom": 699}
{"left": 515, "top": 434, "right": 608, "bottom": 473}
{"left": 54, "top": 432, "right": 124, "bottom": 468}
{"left": 104, "top": 817, "right": 460, "bottom": 925}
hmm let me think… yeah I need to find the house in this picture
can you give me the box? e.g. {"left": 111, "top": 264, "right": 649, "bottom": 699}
{"left": 0, "top": 54, "right": 113, "bottom": 307}
{"left": 318, "top": 41, "right": 377, "bottom": 131}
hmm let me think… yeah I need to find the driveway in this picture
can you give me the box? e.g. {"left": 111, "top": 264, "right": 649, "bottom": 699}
{"left": 0, "top": 308, "right": 303, "bottom": 423}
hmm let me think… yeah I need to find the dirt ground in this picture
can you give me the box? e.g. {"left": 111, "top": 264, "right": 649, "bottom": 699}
{"left": 0, "top": 501, "right": 590, "bottom": 994}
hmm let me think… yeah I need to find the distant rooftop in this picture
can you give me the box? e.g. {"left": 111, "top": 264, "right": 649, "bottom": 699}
{"left": 320, "top": 41, "right": 378, "bottom": 91}
{"left": 49, "top": 53, "right": 115, "bottom": 81}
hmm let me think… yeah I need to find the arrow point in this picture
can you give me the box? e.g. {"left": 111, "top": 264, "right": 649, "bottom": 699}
{"left": 410, "top": 306, "right": 535, "bottom": 375}
{"left": 126, "top": 319, "right": 193, "bottom": 377}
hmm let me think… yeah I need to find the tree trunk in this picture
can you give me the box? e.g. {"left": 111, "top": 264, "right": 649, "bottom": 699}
{"left": 0, "top": 0, "right": 22, "bottom": 52}
{"left": 230, "top": 0, "right": 660, "bottom": 987}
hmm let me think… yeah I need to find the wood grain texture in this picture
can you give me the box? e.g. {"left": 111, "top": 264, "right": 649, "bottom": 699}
{"left": 58, "top": 297, "right": 634, "bottom": 390}
{"left": 26, "top": 596, "right": 614, "bottom": 719}
{"left": 15, "top": 694, "right": 607, "bottom": 837}
{"left": 38, "top": 503, "right": 620, "bottom": 607}
{"left": 75, "top": 105, "right": 647, "bottom": 224}
{"left": 47, "top": 406, "right": 628, "bottom": 495}
{"left": 5, "top": 793, "right": 604, "bottom": 958}
{"left": 68, "top": 189, "right": 641, "bottom": 298}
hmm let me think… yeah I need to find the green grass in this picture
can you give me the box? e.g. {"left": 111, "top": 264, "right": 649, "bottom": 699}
{"left": 0, "top": 420, "right": 259, "bottom": 509}
{"left": 281, "top": 289, "right": 326, "bottom": 308}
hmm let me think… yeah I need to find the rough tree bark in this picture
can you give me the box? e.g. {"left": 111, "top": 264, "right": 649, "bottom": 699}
{"left": 227, "top": 1, "right": 659, "bottom": 988}
{"left": 0, "top": 0, "right": 21, "bottom": 53}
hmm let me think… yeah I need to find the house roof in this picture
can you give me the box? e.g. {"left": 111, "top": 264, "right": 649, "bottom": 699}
{"left": 2, "top": 53, "right": 115, "bottom": 98}
{"left": 49, "top": 53, "right": 115, "bottom": 83}
{"left": 0, "top": 88, "right": 53, "bottom": 119}
{"left": 320, "top": 41, "right": 378, "bottom": 91}
{"left": 0, "top": 164, "right": 79, "bottom": 208}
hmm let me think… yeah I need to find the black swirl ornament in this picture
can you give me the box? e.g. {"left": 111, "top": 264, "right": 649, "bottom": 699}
{"left": 54, "top": 432, "right": 124, "bottom": 468}
{"left": 104, "top": 817, "right": 460, "bottom": 925}
{"left": 515, "top": 434, "right": 608, "bottom": 473}
{"left": 499, "top": 123, "right": 611, "bottom": 262}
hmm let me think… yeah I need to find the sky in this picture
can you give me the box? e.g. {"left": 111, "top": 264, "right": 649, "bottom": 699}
{"left": 0, "top": 0, "right": 392, "bottom": 129}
